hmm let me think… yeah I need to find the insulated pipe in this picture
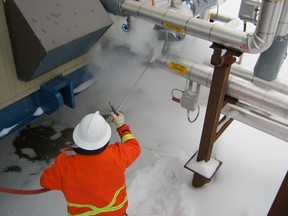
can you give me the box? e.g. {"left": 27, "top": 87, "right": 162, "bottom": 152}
{"left": 154, "top": 55, "right": 288, "bottom": 119}
{"left": 253, "top": 36, "right": 288, "bottom": 81}
{"left": 100, "top": 0, "right": 125, "bottom": 16}
{"left": 231, "top": 64, "right": 288, "bottom": 96}
{"left": 253, "top": 0, "right": 288, "bottom": 81}
{"left": 276, "top": 0, "right": 288, "bottom": 37}
{"left": 199, "top": 9, "right": 210, "bottom": 21}
{"left": 100, "top": 0, "right": 284, "bottom": 53}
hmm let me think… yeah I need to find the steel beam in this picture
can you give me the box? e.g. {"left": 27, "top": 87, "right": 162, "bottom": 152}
{"left": 192, "top": 44, "right": 242, "bottom": 187}
{"left": 268, "top": 171, "right": 288, "bottom": 215}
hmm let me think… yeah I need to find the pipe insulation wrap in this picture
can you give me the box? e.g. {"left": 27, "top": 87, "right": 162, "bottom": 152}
{"left": 209, "top": 24, "right": 247, "bottom": 50}
{"left": 231, "top": 64, "right": 288, "bottom": 95}
{"left": 254, "top": 37, "right": 288, "bottom": 81}
{"left": 247, "top": 0, "right": 284, "bottom": 52}
{"left": 190, "top": 62, "right": 214, "bottom": 88}
{"left": 256, "top": 0, "right": 283, "bottom": 35}
{"left": 120, "top": 0, "right": 141, "bottom": 16}
{"left": 155, "top": 56, "right": 288, "bottom": 119}
{"left": 276, "top": 0, "right": 288, "bottom": 36}
{"left": 99, "top": 0, "right": 125, "bottom": 16}
{"left": 137, "top": 4, "right": 167, "bottom": 25}
{"left": 118, "top": 0, "right": 284, "bottom": 53}
{"left": 163, "top": 11, "right": 190, "bottom": 31}
{"left": 185, "top": 18, "right": 213, "bottom": 40}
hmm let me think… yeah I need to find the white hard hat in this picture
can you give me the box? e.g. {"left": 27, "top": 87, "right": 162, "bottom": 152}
{"left": 73, "top": 111, "right": 111, "bottom": 150}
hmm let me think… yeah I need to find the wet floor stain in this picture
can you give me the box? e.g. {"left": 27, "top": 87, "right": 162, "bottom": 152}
{"left": 3, "top": 165, "right": 22, "bottom": 173}
{"left": 12, "top": 125, "right": 74, "bottom": 163}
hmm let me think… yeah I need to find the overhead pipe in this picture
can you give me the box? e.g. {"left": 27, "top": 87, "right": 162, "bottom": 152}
{"left": 100, "top": 0, "right": 284, "bottom": 53}
{"left": 154, "top": 55, "right": 288, "bottom": 119}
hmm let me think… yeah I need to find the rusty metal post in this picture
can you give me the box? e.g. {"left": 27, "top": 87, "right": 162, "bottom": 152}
{"left": 192, "top": 44, "right": 241, "bottom": 188}
{"left": 268, "top": 171, "right": 288, "bottom": 215}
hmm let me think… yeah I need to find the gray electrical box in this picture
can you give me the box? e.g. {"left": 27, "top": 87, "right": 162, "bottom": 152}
{"left": 5, "top": 0, "right": 113, "bottom": 81}
{"left": 181, "top": 80, "right": 200, "bottom": 112}
{"left": 238, "top": 0, "right": 261, "bottom": 23}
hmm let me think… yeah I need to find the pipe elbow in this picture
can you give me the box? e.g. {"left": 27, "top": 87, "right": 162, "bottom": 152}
{"left": 245, "top": 32, "right": 274, "bottom": 53}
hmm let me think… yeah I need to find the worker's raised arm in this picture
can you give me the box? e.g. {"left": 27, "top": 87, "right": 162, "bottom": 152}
{"left": 111, "top": 112, "right": 141, "bottom": 167}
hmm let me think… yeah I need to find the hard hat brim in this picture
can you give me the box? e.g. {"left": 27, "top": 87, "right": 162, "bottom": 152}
{"left": 73, "top": 123, "right": 112, "bottom": 151}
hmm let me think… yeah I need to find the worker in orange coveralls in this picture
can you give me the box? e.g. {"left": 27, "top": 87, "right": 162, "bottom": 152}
{"left": 40, "top": 111, "right": 141, "bottom": 216}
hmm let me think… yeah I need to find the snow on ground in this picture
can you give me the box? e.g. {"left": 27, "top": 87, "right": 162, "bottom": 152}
{"left": 1, "top": 1, "right": 288, "bottom": 215}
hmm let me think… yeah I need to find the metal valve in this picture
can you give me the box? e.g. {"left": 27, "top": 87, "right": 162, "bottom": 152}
{"left": 121, "top": 23, "right": 130, "bottom": 32}
{"left": 122, "top": 16, "right": 131, "bottom": 32}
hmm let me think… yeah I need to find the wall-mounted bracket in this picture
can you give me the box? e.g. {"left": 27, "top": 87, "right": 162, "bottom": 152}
{"left": 39, "top": 76, "right": 75, "bottom": 115}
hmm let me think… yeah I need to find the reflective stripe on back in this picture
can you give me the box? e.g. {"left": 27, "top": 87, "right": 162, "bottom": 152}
{"left": 67, "top": 185, "right": 127, "bottom": 216}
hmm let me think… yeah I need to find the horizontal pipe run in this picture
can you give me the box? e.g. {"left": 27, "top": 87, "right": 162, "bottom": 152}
{"left": 121, "top": 1, "right": 247, "bottom": 51}
{"left": 231, "top": 64, "right": 288, "bottom": 96}
{"left": 154, "top": 55, "right": 288, "bottom": 119}
{"left": 119, "top": 0, "right": 284, "bottom": 53}
{"left": 222, "top": 102, "right": 288, "bottom": 142}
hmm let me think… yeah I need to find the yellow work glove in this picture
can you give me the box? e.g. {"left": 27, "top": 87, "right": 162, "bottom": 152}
{"left": 111, "top": 112, "right": 125, "bottom": 128}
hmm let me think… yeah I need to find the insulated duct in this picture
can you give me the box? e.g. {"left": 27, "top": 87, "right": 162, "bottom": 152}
{"left": 100, "top": 0, "right": 284, "bottom": 53}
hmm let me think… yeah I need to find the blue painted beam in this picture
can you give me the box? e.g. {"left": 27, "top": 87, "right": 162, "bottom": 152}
{"left": 0, "top": 66, "right": 93, "bottom": 140}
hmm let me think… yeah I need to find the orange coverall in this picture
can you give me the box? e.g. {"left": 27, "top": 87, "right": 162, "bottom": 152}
{"left": 40, "top": 124, "right": 141, "bottom": 216}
